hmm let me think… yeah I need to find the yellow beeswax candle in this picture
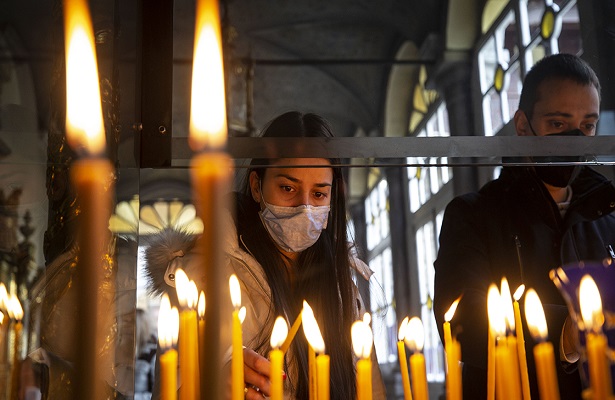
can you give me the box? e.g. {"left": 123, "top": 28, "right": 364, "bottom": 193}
{"left": 357, "top": 358, "right": 372, "bottom": 400}
{"left": 579, "top": 276, "right": 612, "bottom": 400}
{"left": 513, "top": 285, "right": 531, "bottom": 400}
{"left": 158, "top": 294, "right": 179, "bottom": 400}
{"left": 352, "top": 316, "right": 374, "bottom": 400}
{"left": 397, "top": 317, "right": 412, "bottom": 400}
{"left": 175, "top": 270, "right": 198, "bottom": 400}
{"left": 405, "top": 317, "right": 428, "bottom": 400}
{"left": 270, "top": 316, "right": 289, "bottom": 400}
{"left": 501, "top": 278, "right": 521, "bottom": 400}
{"left": 230, "top": 275, "right": 244, "bottom": 400}
{"left": 189, "top": 1, "right": 233, "bottom": 396}
{"left": 486, "top": 285, "right": 502, "bottom": 400}
{"left": 444, "top": 298, "right": 462, "bottom": 400}
{"left": 303, "top": 301, "right": 327, "bottom": 400}
{"left": 317, "top": 353, "right": 330, "bottom": 400}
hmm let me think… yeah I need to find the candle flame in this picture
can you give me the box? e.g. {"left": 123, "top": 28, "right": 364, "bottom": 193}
{"left": 7, "top": 294, "right": 23, "bottom": 321}
{"left": 63, "top": 0, "right": 105, "bottom": 156}
{"left": 524, "top": 289, "right": 548, "bottom": 341}
{"left": 398, "top": 316, "right": 409, "bottom": 341}
{"left": 0, "top": 283, "right": 7, "bottom": 310}
{"left": 351, "top": 319, "right": 373, "bottom": 359}
{"left": 189, "top": 0, "right": 227, "bottom": 151}
{"left": 175, "top": 269, "right": 191, "bottom": 308}
{"left": 0, "top": 311, "right": 3, "bottom": 325}
{"left": 444, "top": 296, "right": 462, "bottom": 322}
{"left": 158, "top": 294, "right": 179, "bottom": 348}
{"left": 270, "top": 316, "right": 289, "bottom": 349}
{"left": 302, "top": 301, "right": 325, "bottom": 353}
{"left": 229, "top": 274, "right": 241, "bottom": 308}
{"left": 500, "top": 277, "right": 516, "bottom": 331}
{"left": 198, "top": 291, "right": 206, "bottom": 318}
{"left": 187, "top": 280, "right": 198, "bottom": 309}
{"left": 579, "top": 275, "right": 604, "bottom": 333}
{"left": 487, "top": 284, "right": 506, "bottom": 338}
{"left": 239, "top": 306, "right": 246, "bottom": 324}
{"left": 513, "top": 284, "right": 525, "bottom": 301}
{"left": 404, "top": 317, "right": 424, "bottom": 353}
{"left": 363, "top": 312, "right": 371, "bottom": 325}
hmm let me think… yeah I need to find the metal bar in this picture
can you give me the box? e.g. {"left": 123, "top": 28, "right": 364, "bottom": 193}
{"left": 137, "top": 0, "right": 173, "bottom": 167}
{"left": 172, "top": 136, "right": 615, "bottom": 160}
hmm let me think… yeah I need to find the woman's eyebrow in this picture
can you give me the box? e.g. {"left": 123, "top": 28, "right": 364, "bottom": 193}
{"left": 274, "top": 173, "right": 332, "bottom": 187}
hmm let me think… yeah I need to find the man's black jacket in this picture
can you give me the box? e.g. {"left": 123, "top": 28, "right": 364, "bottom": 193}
{"left": 433, "top": 166, "right": 615, "bottom": 399}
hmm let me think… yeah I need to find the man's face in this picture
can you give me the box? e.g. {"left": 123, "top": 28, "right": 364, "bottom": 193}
{"left": 516, "top": 78, "right": 600, "bottom": 137}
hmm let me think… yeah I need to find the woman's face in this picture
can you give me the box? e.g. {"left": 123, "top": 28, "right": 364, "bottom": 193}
{"left": 250, "top": 158, "right": 333, "bottom": 207}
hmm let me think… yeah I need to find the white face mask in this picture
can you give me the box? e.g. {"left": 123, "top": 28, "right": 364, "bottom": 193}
{"left": 259, "top": 198, "right": 330, "bottom": 253}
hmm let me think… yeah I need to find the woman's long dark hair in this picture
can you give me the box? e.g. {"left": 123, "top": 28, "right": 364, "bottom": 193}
{"left": 235, "top": 111, "right": 357, "bottom": 400}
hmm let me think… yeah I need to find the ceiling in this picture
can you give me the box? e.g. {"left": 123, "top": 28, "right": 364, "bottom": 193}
{"left": 178, "top": 0, "right": 447, "bottom": 138}
{"left": 0, "top": 0, "right": 449, "bottom": 157}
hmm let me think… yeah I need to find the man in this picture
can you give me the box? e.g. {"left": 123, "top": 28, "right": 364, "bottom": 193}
{"left": 433, "top": 53, "right": 615, "bottom": 399}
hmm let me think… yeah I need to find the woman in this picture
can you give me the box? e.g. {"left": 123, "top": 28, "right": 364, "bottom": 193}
{"left": 145, "top": 111, "right": 385, "bottom": 399}
{"left": 227, "top": 111, "right": 385, "bottom": 399}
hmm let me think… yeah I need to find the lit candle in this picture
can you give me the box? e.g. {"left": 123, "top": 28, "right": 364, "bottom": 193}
{"left": 9, "top": 295, "right": 23, "bottom": 400}
{"left": 405, "top": 317, "right": 429, "bottom": 400}
{"left": 512, "top": 285, "right": 531, "bottom": 400}
{"left": 270, "top": 316, "right": 289, "bottom": 400}
{"left": 352, "top": 314, "right": 374, "bottom": 400}
{"left": 524, "top": 289, "right": 560, "bottom": 400}
{"left": 63, "top": 0, "right": 113, "bottom": 397}
{"left": 175, "top": 269, "right": 199, "bottom": 400}
{"left": 230, "top": 275, "right": 244, "bottom": 400}
{"left": 189, "top": 2, "right": 233, "bottom": 397}
{"left": 0, "top": 283, "right": 8, "bottom": 310}
{"left": 444, "top": 298, "right": 462, "bottom": 400}
{"left": 397, "top": 317, "right": 412, "bottom": 400}
{"left": 579, "top": 275, "right": 612, "bottom": 400}
{"left": 158, "top": 294, "right": 179, "bottom": 400}
{"left": 303, "top": 300, "right": 329, "bottom": 400}
{"left": 487, "top": 285, "right": 498, "bottom": 400}
{"left": 198, "top": 290, "right": 206, "bottom": 391}
{"left": 500, "top": 278, "right": 522, "bottom": 400}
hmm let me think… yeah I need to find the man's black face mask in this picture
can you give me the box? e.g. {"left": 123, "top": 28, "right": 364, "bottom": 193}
{"left": 531, "top": 129, "right": 586, "bottom": 188}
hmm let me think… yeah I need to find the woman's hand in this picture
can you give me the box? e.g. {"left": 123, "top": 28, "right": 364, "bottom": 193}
{"left": 243, "top": 348, "right": 271, "bottom": 399}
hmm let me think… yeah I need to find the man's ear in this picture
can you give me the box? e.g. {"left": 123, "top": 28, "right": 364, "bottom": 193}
{"left": 514, "top": 109, "right": 532, "bottom": 137}
{"left": 249, "top": 171, "right": 261, "bottom": 203}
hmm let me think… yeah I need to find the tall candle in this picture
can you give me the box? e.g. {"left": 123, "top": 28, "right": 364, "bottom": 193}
{"left": 230, "top": 275, "right": 245, "bottom": 400}
{"left": 487, "top": 285, "right": 505, "bottom": 400}
{"left": 189, "top": 1, "right": 233, "bottom": 397}
{"left": 443, "top": 298, "right": 462, "bottom": 400}
{"left": 9, "top": 295, "right": 23, "bottom": 400}
{"left": 352, "top": 315, "right": 374, "bottom": 400}
{"left": 525, "top": 289, "right": 560, "bottom": 400}
{"left": 579, "top": 275, "right": 613, "bottom": 399}
{"left": 397, "top": 317, "right": 412, "bottom": 400}
{"left": 309, "top": 346, "right": 317, "bottom": 400}
{"left": 158, "top": 294, "right": 179, "bottom": 400}
{"left": 405, "top": 317, "right": 429, "bottom": 400}
{"left": 63, "top": 0, "right": 113, "bottom": 396}
{"left": 512, "top": 285, "right": 531, "bottom": 400}
{"left": 197, "top": 290, "right": 206, "bottom": 392}
{"left": 303, "top": 301, "right": 329, "bottom": 400}
{"left": 270, "top": 316, "right": 289, "bottom": 400}
{"left": 175, "top": 269, "right": 199, "bottom": 400}
{"left": 500, "top": 278, "right": 522, "bottom": 400}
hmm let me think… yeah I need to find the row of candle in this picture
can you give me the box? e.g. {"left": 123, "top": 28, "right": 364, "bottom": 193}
{"left": 0, "top": 282, "right": 24, "bottom": 400}
{"left": 155, "top": 271, "right": 384, "bottom": 400}
{"left": 435, "top": 274, "right": 614, "bottom": 400}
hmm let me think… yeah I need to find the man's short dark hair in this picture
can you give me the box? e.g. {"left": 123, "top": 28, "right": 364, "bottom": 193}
{"left": 518, "top": 53, "right": 601, "bottom": 119}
